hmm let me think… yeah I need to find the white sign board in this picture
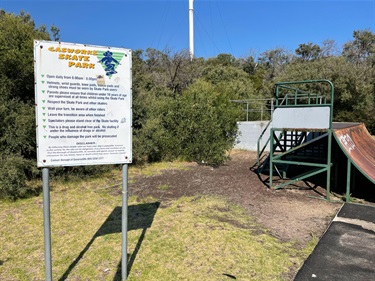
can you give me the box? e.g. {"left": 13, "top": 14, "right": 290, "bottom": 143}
{"left": 272, "top": 107, "right": 330, "bottom": 130}
{"left": 34, "top": 40, "right": 132, "bottom": 167}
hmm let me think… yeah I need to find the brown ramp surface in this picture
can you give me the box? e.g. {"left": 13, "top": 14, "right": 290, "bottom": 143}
{"left": 333, "top": 123, "right": 375, "bottom": 184}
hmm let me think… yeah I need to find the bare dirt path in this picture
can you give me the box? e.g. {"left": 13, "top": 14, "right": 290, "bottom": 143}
{"left": 129, "top": 150, "right": 341, "bottom": 246}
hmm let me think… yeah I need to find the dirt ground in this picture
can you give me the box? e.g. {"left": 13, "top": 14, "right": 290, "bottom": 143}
{"left": 127, "top": 150, "right": 342, "bottom": 280}
{"left": 129, "top": 150, "right": 341, "bottom": 246}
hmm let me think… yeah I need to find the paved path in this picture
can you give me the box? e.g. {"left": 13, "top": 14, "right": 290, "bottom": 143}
{"left": 294, "top": 203, "right": 375, "bottom": 281}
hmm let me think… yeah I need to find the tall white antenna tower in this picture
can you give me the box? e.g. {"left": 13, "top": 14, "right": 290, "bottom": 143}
{"left": 189, "top": 0, "right": 194, "bottom": 61}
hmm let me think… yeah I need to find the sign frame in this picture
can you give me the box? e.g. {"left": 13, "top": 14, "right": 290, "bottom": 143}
{"left": 34, "top": 40, "right": 132, "bottom": 167}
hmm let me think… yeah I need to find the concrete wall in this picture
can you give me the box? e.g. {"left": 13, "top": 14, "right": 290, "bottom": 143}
{"left": 234, "top": 121, "right": 271, "bottom": 151}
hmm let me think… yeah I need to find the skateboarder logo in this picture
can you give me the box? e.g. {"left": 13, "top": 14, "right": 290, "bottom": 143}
{"left": 98, "top": 50, "right": 120, "bottom": 77}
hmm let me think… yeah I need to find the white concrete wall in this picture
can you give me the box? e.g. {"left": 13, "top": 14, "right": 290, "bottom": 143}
{"left": 234, "top": 121, "right": 271, "bottom": 151}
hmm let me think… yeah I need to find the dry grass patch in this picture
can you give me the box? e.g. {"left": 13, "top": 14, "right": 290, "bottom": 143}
{"left": 126, "top": 196, "right": 307, "bottom": 281}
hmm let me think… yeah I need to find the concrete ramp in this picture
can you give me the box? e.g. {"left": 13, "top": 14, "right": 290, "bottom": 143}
{"left": 333, "top": 123, "right": 375, "bottom": 184}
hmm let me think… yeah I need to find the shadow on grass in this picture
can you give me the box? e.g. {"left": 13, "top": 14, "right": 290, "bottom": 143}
{"left": 59, "top": 202, "right": 160, "bottom": 281}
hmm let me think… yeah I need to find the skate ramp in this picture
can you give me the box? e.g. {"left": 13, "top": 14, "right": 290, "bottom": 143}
{"left": 333, "top": 123, "right": 375, "bottom": 184}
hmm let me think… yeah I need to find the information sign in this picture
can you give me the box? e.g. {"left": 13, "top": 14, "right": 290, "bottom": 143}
{"left": 34, "top": 40, "right": 132, "bottom": 167}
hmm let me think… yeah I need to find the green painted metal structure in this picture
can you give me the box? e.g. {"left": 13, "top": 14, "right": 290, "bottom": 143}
{"left": 257, "top": 80, "right": 335, "bottom": 200}
{"left": 257, "top": 80, "right": 375, "bottom": 202}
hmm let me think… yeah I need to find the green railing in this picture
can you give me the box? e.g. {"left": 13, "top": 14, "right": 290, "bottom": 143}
{"left": 275, "top": 79, "right": 334, "bottom": 109}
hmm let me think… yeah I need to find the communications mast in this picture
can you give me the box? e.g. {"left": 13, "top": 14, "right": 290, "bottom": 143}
{"left": 189, "top": 0, "right": 194, "bottom": 61}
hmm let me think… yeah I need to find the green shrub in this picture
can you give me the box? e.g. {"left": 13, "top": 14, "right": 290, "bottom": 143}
{"left": 0, "top": 155, "right": 32, "bottom": 200}
{"left": 161, "top": 80, "right": 243, "bottom": 166}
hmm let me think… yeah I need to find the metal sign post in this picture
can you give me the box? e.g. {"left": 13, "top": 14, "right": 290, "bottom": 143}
{"left": 122, "top": 164, "right": 129, "bottom": 280}
{"left": 42, "top": 168, "right": 52, "bottom": 281}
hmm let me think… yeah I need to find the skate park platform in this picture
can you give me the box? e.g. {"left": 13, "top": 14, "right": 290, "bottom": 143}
{"left": 255, "top": 80, "right": 374, "bottom": 200}
{"left": 294, "top": 203, "right": 375, "bottom": 281}
{"left": 252, "top": 80, "right": 375, "bottom": 280}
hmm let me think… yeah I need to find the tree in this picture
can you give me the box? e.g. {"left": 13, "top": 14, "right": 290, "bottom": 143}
{"left": 238, "top": 55, "right": 257, "bottom": 75}
{"left": 206, "top": 53, "right": 236, "bottom": 67}
{"left": 343, "top": 29, "right": 375, "bottom": 64}
{"left": 0, "top": 10, "right": 58, "bottom": 199}
{"left": 143, "top": 48, "right": 204, "bottom": 96}
{"left": 132, "top": 48, "right": 206, "bottom": 163}
{"left": 258, "top": 48, "right": 292, "bottom": 84}
{"left": 295, "top": 42, "right": 321, "bottom": 61}
{"left": 320, "top": 39, "right": 339, "bottom": 58}
{"left": 0, "top": 10, "right": 55, "bottom": 102}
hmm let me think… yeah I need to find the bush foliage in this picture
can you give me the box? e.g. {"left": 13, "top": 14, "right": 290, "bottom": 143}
{"left": 0, "top": 155, "right": 36, "bottom": 200}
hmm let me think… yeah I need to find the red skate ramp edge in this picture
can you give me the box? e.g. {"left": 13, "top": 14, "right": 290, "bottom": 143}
{"left": 333, "top": 123, "right": 375, "bottom": 184}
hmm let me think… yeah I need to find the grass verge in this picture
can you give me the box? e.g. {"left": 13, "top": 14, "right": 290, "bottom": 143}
{"left": 0, "top": 163, "right": 313, "bottom": 280}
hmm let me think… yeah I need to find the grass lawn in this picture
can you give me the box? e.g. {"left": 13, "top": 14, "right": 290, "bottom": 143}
{"left": 0, "top": 163, "right": 315, "bottom": 280}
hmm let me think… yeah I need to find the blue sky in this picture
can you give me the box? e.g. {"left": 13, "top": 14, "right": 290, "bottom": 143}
{"left": 2, "top": 0, "right": 375, "bottom": 59}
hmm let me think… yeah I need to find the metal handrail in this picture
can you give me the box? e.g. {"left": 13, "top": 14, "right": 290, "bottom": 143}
{"left": 275, "top": 79, "right": 334, "bottom": 106}
{"left": 257, "top": 119, "right": 272, "bottom": 167}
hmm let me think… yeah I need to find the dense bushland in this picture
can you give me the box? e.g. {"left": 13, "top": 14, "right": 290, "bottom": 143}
{"left": 0, "top": 10, "right": 374, "bottom": 199}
